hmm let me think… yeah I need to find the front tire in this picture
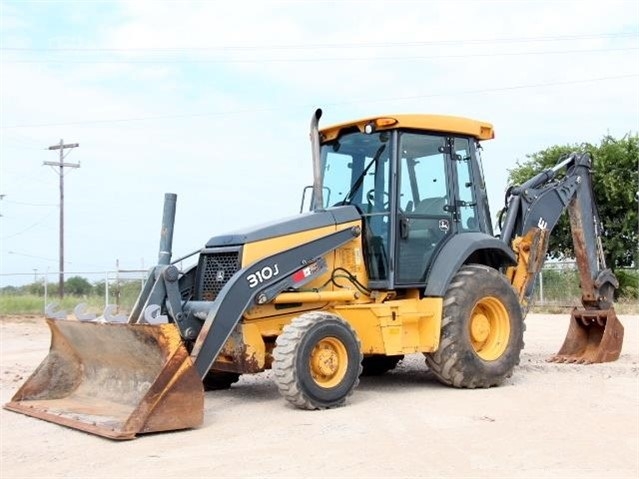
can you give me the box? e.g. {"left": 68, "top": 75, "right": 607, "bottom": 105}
{"left": 425, "top": 264, "right": 524, "bottom": 388}
{"left": 272, "top": 312, "right": 363, "bottom": 409}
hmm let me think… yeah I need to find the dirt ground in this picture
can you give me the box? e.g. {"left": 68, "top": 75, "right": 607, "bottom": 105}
{"left": 0, "top": 313, "right": 637, "bottom": 479}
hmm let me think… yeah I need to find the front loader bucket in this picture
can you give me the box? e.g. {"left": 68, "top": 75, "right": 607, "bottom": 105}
{"left": 4, "top": 318, "right": 204, "bottom": 440}
{"left": 549, "top": 308, "right": 624, "bottom": 364}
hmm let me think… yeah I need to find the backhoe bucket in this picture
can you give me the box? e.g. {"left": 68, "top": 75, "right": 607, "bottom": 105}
{"left": 550, "top": 309, "right": 624, "bottom": 364}
{"left": 4, "top": 318, "right": 204, "bottom": 440}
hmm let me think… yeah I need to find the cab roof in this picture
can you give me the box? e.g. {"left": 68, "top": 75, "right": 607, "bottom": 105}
{"left": 320, "top": 114, "right": 494, "bottom": 141}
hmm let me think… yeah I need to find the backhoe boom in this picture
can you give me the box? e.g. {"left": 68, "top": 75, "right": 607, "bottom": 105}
{"left": 500, "top": 152, "right": 623, "bottom": 362}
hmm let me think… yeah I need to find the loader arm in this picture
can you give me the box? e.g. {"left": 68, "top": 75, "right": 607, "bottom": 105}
{"left": 187, "top": 225, "right": 361, "bottom": 378}
{"left": 4, "top": 194, "right": 363, "bottom": 439}
{"left": 499, "top": 152, "right": 623, "bottom": 362}
{"left": 126, "top": 217, "right": 362, "bottom": 378}
{"left": 122, "top": 193, "right": 363, "bottom": 379}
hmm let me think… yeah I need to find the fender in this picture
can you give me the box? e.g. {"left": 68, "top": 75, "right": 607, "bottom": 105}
{"left": 424, "top": 232, "right": 516, "bottom": 297}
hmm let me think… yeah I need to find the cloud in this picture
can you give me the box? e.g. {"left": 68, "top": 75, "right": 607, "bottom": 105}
{"left": 1, "top": 0, "right": 637, "bottom": 283}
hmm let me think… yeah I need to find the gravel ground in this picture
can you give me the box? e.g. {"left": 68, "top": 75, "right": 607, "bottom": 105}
{"left": 1, "top": 313, "right": 637, "bottom": 479}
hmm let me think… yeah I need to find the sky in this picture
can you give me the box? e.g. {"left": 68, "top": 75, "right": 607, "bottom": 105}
{"left": 1, "top": 0, "right": 638, "bottom": 286}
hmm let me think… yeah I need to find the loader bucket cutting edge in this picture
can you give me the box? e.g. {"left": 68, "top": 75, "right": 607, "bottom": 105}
{"left": 3, "top": 318, "right": 204, "bottom": 440}
{"left": 549, "top": 308, "right": 624, "bottom": 364}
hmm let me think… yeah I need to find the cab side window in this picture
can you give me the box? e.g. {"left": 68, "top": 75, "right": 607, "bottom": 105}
{"left": 454, "top": 138, "right": 479, "bottom": 232}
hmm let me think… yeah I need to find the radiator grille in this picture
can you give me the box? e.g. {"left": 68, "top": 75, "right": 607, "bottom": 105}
{"left": 197, "top": 251, "right": 241, "bottom": 301}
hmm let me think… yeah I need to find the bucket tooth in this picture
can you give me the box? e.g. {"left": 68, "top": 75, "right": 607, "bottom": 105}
{"left": 143, "top": 304, "right": 168, "bottom": 324}
{"left": 45, "top": 303, "right": 67, "bottom": 320}
{"left": 549, "top": 308, "right": 624, "bottom": 364}
{"left": 102, "top": 304, "right": 127, "bottom": 323}
{"left": 73, "top": 303, "right": 97, "bottom": 321}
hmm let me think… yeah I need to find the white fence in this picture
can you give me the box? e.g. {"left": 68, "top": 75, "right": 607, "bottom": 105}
{"left": 1, "top": 261, "right": 636, "bottom": 314}
{"left": 0, "top": 269, "right": 148, "bottom": 313}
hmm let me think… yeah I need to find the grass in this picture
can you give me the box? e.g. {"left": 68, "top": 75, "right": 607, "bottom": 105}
{"left": 531, "top": 298, "right": 638, "bottom": 315}
{"left": 0, "top": 295, "right": 127, "bottom": 316}
{"left": 2, "top": 292, "right": 636, "bottom": 317}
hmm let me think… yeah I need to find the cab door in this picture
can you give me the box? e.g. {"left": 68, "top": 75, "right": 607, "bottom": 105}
{"left": 395, "top": 132, "right": 454, "bottom": 285}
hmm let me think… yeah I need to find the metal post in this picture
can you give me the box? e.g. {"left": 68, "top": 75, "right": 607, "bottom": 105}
{"left": 105, "top": 271, "right": 109, "bottom": 308}
{"left": 158, "top": 193, "right": 177, "bottom": 266}
{"left": 59, "top": 140, "right": 64, "bottom": 296}
{"left": 45, "top": 140, "right": 79, "bottom": 298}
{"left": 310, "top": 109, "right": 324, "bottom": 210}
{"left": 116, "top": 259, "right": 120, "bottom": 313}
{"left": 43, "top": 271, "right": 48, "bottom": 314}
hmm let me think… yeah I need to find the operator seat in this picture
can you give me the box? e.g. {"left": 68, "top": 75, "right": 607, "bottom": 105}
{"left": 397, "top": 197, "right": 447, "bottom": 283}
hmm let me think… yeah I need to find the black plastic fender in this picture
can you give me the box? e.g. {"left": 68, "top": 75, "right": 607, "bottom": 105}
{"left": 423, "top": 232, "right": 516, "bottom": 297}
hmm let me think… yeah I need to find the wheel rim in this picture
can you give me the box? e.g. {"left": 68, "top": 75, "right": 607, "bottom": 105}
{"left": 469, "top": 296, "right": 511, "bottom": 360}
{"left": 309, "top": 336, "right": 348, "bottom": 388}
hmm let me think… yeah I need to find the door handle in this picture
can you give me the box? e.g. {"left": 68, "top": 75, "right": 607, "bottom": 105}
{"left": 399, "top": 216, "right": 410, "bottom": 239}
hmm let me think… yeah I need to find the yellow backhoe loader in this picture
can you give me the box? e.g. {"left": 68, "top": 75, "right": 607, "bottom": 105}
{"left": 5, "top": 109, "right": 624, "bottom": 439}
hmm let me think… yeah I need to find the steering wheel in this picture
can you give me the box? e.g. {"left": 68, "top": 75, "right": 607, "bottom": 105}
{"left": 366, "top": 189, "right": 390, "bottom": 210}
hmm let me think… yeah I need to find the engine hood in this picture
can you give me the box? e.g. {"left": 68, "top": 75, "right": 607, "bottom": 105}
{"left": 205, "top": 205, "right": 361, "bottom": 247}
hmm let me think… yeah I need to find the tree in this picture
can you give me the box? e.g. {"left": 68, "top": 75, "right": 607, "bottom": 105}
{"left": 507, "top": 134, "right": 638, "bottom": 270}
{"left": 93, "top": 280, "right": 106, "bottom": 297}
{"left": 26, "top": 281, "right": 45, "bottom": 296}
{"left": 65, "top": 276, "right": 93, "bottom": 296}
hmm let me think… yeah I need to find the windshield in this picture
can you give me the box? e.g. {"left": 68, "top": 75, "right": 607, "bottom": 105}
{"left": 319, "top": 131, "right": 391, "bottom": 209}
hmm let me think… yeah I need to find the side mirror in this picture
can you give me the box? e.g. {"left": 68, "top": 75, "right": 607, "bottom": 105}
{"left": 300, "top": 186, "right": 331, "bottom": 213}
{"left": 299, "top": 186, "right": 313, "bottom": 213}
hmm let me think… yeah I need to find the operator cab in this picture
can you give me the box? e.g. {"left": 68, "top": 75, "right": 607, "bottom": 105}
{"left": 312, "top": 115, "right": 494, "bottom": 290}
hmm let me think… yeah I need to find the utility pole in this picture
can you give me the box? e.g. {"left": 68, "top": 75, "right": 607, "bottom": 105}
{"left": 44, "top": 140, "right": 79, "bottom": 298}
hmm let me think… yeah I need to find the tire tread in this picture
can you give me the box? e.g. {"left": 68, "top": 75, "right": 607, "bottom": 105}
{"left": 425, "top": 264, "right": 524, "bottom": 388}
{"left": 273, "top": 312, "right": 362, "bottom": 409}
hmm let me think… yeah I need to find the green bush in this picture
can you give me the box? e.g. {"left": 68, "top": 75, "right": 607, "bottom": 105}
{"left": 616, "top": 269, "right": 639, "bottom": 300}
{"left": 0, "top": 295, "right": 105, "bottom": 315}
{"left": 0, "top": 277, "right": 143, "bottom": 316}
{"left": 538, "top": 268, "right": 581, "bottom": 302}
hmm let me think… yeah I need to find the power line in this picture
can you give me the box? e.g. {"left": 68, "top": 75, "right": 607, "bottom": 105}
{"left": 1, "top": 211, "right": 56, "bottom": 240}
{"left": 335, "top": 74, "right": 639, "bottom": 106}
{"left": 4, "top": 46, "right": 637, "bottom": 65}
{"left": 1, "top": 31, "right": 636, "bottom": 52}
{"left": 0, "top": 143, "right": 48, "bottom": 151}
{"left": 0, "top": 134, "right": 48, "bottom": 148}
{"left": 1, "top": 73, "right": 637, "bottom": 130}
{"left": 6, "top": 251, "right": 59, "bottom": 262}
{"left": 1, "top": 167, "right": 55, "bottom": 190}
{"left": 4, "top": 199, "right": 57, "bottom": 207}
{"left": 4, "top": 251, "right": 117, "bottom": 270}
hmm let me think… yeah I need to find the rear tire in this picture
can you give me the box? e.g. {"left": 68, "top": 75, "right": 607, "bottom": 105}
{"left": 425, "top": 264, "right": 524, "bottom": 388}
{"left": 273, "top": 312, "right": 363, "bottom": 409}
